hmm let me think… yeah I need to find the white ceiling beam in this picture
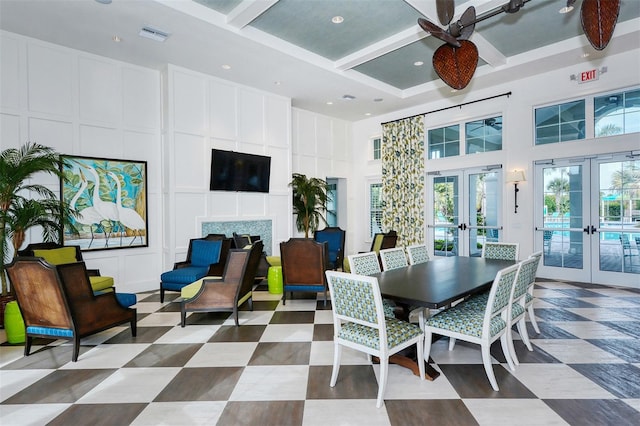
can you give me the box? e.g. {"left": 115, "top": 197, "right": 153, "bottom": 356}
{"left": 226, "top": 0, "right": 279, "bottom": 29}
{"left": 472, "top": 32, "right": 507, "bottom": 67}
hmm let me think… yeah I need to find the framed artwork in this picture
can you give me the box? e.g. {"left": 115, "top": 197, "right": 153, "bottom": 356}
{"left": 61, "top": 155, "right": 148, "bottom": 251}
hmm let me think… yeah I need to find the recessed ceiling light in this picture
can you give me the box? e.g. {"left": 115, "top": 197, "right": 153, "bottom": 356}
{"left": 365, "top": 113, "right": 371, "bottom": 116}
{"left": 95, "top": 0, "right": 112, "bottom": 4}
{"left": 559, "top": 5, "right": 574, "bottom": 14}
{"left": 342, "top": 94, "right": 356, "bottom": 100}
{"left": 274, "top": 81, "right": 281, "bottom": 85}
{"left": 112, "top": 35, "right": 121, "bottom": 43}
{"left": 450, "top": 89, "right": 458, "bottom": 93}
{"left": 414, "top": 61, "right": 424, "bottom": 66}
{"left": 373, "top": 98, "right": 383, "bottom": 102}
{"left": 326, "top": 101, "right": 333, "bottom": 105}
{"left": 221, "top": 64, "right": 231, "bottom": 70}
{"left": 581, "top": 52, "right": 590, "bottom": 58}
{"left": 332, "top": 16, "right": 344, "bottom": 24}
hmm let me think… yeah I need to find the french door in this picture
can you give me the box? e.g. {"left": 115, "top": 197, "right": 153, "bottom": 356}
{"left": 428, "top": 167, "right": 503, "bottom": 257}
{"left": 534, "top": 154, "right": 639, "bottom": 287}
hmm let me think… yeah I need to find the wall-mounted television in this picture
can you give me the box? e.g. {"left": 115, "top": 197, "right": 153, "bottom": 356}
{"left": 209, "top": 149, "right": 271, "bottom": 193}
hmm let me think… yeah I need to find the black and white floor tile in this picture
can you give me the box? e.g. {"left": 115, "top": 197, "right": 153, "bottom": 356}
{"left": 1, "top": 279, "right": 640, "bottom": 426}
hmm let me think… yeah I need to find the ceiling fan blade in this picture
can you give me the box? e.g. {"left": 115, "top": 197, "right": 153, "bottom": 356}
{"left": 580, "top": 0, "right": 620, "bottom": 50}
{"left": 450, "top": 6, "right": 476, "bottom": 40}
{"left": 436, "top": 0, "right": 455, "bottom": 26}
{"left": 432, "top": 40, "right": 478, "bottom": 90}
{"left": 418, "top": 18, "right": 461, "bottom": 47}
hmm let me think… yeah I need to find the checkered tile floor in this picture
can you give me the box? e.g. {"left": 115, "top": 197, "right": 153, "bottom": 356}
{"left": 2, "top": 279, "right": 640, "bottom": 425}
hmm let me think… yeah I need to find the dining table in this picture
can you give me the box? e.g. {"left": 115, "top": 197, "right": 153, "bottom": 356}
{"left": 372, "top": 256, "right": 516, "bottom": 380}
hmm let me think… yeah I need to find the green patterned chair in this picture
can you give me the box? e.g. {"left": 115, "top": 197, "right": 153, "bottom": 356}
{"left": 481, "top": 242, "right": 519, "bottom": 261}
{"left": 423, "top": 263, "right": 520, "bottom": 391}
{"left": 325, "top": 271, "right": 424, "bottom": 408}
{"left": 406, "top": 244, "right": 430, "bottom": 265}
{"left": 379, "top": 247, "right": 408, "bottom": 271}
{"left": 348, "top": 252, "right": 395, "bottom": 318}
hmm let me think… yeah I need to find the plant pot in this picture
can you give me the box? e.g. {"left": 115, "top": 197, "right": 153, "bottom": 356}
{"left": 4, "top": 300, "right": 25, "bottom": 344}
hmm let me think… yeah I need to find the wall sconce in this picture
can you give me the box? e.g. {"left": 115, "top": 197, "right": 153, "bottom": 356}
{"left": 506, "top": 170, "right": 526, "bottom": 214}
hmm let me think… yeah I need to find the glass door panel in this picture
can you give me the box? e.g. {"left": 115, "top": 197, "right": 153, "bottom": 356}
{"left": 468, "top": 171, "right": 501, "bottom": 257}
{"left": 431, "top": 175, "right": 459, "bottom": 256}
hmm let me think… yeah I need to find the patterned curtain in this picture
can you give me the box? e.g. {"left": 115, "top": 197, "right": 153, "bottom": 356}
{"left": 381, "top": 115, "right": 425, "bottom": 246}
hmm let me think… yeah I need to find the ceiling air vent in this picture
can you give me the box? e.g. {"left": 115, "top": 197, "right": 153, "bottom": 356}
{"left": 138, "top": 26, "right": 170, "bottom": 42}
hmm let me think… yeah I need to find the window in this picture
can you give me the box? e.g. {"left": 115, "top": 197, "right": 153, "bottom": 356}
{"left": 465, "top": 116, "right": 503, "bottom": 154}
{"left": 594, "top": 89, "right": 640, "bottom": 137}
{"left": 535, "top": 100, "right": 585, "bottom": 145}
{"left": 369, "top": 182, "right": 383, "bottom": 238}
{"left": 372, "top": 137, "right": 381, "bottom": 160}
{"left": 428, "top": 125, "right": 460, "bottom": 159}
{"left": 326, "top": 180, "right": 337, "bottom": 227}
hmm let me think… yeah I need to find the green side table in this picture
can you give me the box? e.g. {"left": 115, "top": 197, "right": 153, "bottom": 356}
{"left": 4, "top": 300, "right": 25, "bottom": 344}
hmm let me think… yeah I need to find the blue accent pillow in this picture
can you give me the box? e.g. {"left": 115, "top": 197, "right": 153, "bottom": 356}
{"left": 190, "top": 240, "right": 222, "bottom": 267}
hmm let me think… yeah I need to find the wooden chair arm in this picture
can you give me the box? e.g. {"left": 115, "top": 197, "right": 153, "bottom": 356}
{"left": 86, "top": 269, "right": 101, "bottom": 277}
{"left": 206, "top": 261, "right": 225, "bottom": 277}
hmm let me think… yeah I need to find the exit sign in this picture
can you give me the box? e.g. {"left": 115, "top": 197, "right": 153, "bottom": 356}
{"left": 579, "top": 69, "right": 599, "bottom": 83}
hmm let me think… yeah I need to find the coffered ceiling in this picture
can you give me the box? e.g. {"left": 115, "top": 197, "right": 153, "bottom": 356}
{"left": 1, "top": 0, "right": 638, "bottom": 121}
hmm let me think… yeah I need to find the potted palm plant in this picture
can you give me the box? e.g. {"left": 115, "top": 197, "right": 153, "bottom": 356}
{"left": 0, "top": 142, "right": 76, "bottom": 322}
{"left": 289, "top": 173, "right": 331, "bottom": 238}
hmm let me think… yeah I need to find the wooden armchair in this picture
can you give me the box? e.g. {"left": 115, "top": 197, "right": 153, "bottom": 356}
{"left": 6, "top": 257, "right": 136, "bottom": 362}
{"left": 18, "top": 242, "right": 114, "bottom": 293}
{"left": 160, "top": 236, "right": 232, "bottom": 302}
{"left": 181, "top": 241, "right": 264, "bottom": 327}
{"left": 280, "top": 238, "right": 329, "bottom": 306}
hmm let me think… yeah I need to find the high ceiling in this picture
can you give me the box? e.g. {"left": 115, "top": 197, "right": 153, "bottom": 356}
{"left": 1, "top": 0, "right": 638, "bottom": 121}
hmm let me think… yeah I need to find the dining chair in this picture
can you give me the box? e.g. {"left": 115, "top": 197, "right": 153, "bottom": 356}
{"left": 423, "top": 263, "right": 520, "bottom": 391}
{"left": 325, "top": 271, "right": 424, "bottom": 408}
{"left": 348, "top": 252, "right": 395, "bottom": 318}
{"left": 525, "top": 251, "right": 543, "bottom": 334}
{"left": 379, "top": 247, "right": 408, "bottom": 271}
{"left": 482, "top": 242, "right": 519, "bottom": 261}
{"left": 406, "top": 244, "right": 430, "bottom": 265}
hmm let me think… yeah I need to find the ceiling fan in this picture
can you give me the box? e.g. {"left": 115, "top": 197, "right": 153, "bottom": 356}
{"left": 418, "top": 0, "right": 620, "bottom": 91}
{"left": 418, "top": 0, "right": 528, "bottom": 90}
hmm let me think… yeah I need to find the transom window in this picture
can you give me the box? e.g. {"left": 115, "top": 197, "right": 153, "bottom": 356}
{"left": 369, "top": 182, "right": 382, "bottom": 238}
{"left": 372, "top": 137, "right": 381, "bottom": 160}
{"left": 535, "top": 100, "right": 586, "bottom": 145}
{"left": 594, "top": 89, "right": 640, "bottom": 137}
{"left": 428, "top": 125, "right": 460, "bottom": 159}
{"left": 465, "top": 116, "right": 503, "bottom": 154}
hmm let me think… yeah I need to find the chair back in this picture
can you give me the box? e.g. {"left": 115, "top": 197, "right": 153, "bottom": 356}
{"left": 326, "top": 271, "right": 384, "bottom": 341}
{"left": 233, "top": 232, "right": 253, "bottom": 249}
{"left": 6, "top": 257, "right": 74, "bottom": 331}
{"left": 379, "top": 247, "right": 408, "bottom": 271}
{"left": 482, "top": 242, "right": 519, "bottom": 261}
{"left": 511, "top": 257, "right": 539, "bottom": 302}
{"left": 314, "top": 227, "right": 346, "bottom": 269}
{"left": 18, "top": 242, "right": 83, "bottom": 263}
{"left": 236, "top": 240, "right": 264, "bottom": 299}
{"left": 280, "top": 238, "right": 328, "bottom": 286}
{"left": 406, "top": 244, "right": 429, "bottom": 265}
{"left": 348, "top": 252, "right": 381, "bottom": 276}
{"left": 188, "top": 239, "right": 223, "bottom": 267}
{"left": 484, "top": 264, "right": 520, "bottom": 334}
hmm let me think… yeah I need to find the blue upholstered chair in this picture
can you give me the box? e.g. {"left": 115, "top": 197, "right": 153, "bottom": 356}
{"left": 314, "top": 227, "right": 346, "bottom": 270}
{"left": 160, "top": 237, "right": 227, "bottom": 302}
{"left": 6, "top": 257, "right": 136, "bottom": 362}
{"left": 325, "top": 271, "right": 424, "bottom": 408}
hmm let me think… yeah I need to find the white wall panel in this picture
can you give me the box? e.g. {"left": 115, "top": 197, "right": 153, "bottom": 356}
{"left": 332, "top": 120, "right": 349, "bottom": 163}
{"left": 174, "top": 132, "right": 207, "bottom": 189}
{"left": 268, "top": 146, "right": 289, "bottom": 193}
{"left": 317, "top": 157, "right": 332, "bottom": 177}
{"left": 0, "top": 34, "right": 20, "bottom": 110}
{"left": 172, "top": 70, "right": 206, "bottom": 134}
{"left": 238, "top": 193, "right": 268, "bottom": 216}
{"left": 315, "top": 115, "right": 332, "bottom": 159}
{"left": 28, "top": 117, "right": 73, "bottom": 156}
{"left": 210, "top": 80, "right": 237, "bottom": 140}
{"left": 123, "top": 67, "right": 160, "bottom": 130}
{"left": 122, "top": 252, "right": 160, "bottom": 293}
{"left": 293, "top": 111, "right": 316, "bottom": 156}
{"left": 78, "top": 124, "right": 122, "bottom": 158}
{"left": 124, "top": 131, "right": 160, "bottom": 192}
{"left": 174, "top": 193, "right": 206, "bottom": 243}
{"left": 27, "top": 43, "right": 73, "bottom": 116}
{"left": 0, "top": 113, "right": 21, "bottom": 150}
{"left": 238, "top": 89, "right": 264, "bottom": 145}
{"left": 265, "top": 96, "right": 290, "bottom": 148}
{"left": 78, "top": 57, "right": 120, "bottom": 124}
{"left": 295, "top": 155, "right": 316, "bottom": 176}
{"left": 209, "top": 192, "right": 238, "bottom": 216}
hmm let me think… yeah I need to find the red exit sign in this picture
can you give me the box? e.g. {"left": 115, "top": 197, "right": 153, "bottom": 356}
{"left": 579, "top": 69, "right": 599, "bottom": 83}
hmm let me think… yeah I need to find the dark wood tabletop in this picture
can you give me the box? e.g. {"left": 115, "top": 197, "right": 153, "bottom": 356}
{"left": 373, "top": 256, "right": 516, "bottom": 309}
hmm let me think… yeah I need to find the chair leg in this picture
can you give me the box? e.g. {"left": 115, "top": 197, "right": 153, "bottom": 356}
{"left": 500, "top": 332, "right": 516, "bottom": 371}
{"left": 416, "top": 335, "right": 426, "bottom": 381}
{"left": 181, "top": 309, "right": 186, "bottom": 327}
{"left": 449, "top": 337, "right": 456, "bottom": 351}
{"left": 234, "top": 308, "right": 239, "bottom": 326}
{"left": 527, "top": 303, "right": 541, "bottom": 334}
{"left": 24, "top": 336, "right": 33, "bottom": 357}
{"left": 507, "top": 325, "right": 520, "bottom": 366}
{"left": 517, "top": 318, "right": 533, "bottom": 351}
{"left": 376, "top": 356, "right": 389, "bottom": 408}
{"left": 72, "top": 336, "right": 80, "bottom": 362}
{"left": 131, "top": 318, "right": 137, "bottom": 337}
{"left": 248, "top": 296, "right": 253, "bottom": 311}
{"left": 423, "top": 330, "right": 433, "bottom": 364}
{"left": 481, "top": 342, "right": 499, "bottom": 391}
{"left": 329, "top": 343, "right": 342, "bottom": 387}
{"left": 160, "top": 287, "right": 165, "bottom": 303}
{"left": 282, "top": 292, "right": 287, "bottom": 305}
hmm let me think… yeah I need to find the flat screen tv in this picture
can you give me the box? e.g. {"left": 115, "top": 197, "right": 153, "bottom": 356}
{"left": 210, "top": 149, "right": 271, "bottom": 193}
